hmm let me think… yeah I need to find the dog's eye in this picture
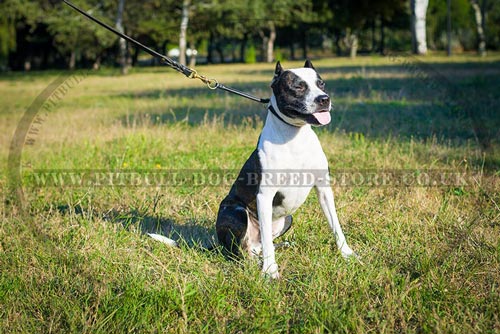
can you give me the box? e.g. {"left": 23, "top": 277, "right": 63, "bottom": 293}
{"left": 317, "top": 80, "right": 325, "bottom": 90}
{"left": 295, "top": 82, "right": 306, "bottom": 91}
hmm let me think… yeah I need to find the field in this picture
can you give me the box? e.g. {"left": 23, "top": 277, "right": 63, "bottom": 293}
{"left": 1, "top": 55, "right": 499, "bottom": 333}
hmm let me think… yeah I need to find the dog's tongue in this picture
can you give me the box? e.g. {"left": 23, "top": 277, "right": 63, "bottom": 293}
{"left": 313, "top": 111, "right": 331, "bottom": 125}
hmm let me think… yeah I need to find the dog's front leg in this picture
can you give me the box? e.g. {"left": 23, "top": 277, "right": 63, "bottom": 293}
{"left": 257, "top": 192, "right": 279, "bottom": 279}
{"left": 315, "top": 185, "right": 356, "bottom": 259}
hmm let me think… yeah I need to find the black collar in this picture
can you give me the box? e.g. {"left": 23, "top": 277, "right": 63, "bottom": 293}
{"left": 268, "top": 105, "right": 299, "bottom": 127}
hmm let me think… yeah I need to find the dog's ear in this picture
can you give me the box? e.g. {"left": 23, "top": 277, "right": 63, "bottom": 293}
{"left": 274, "top": 61, "right": 283, "bottom": 76}
{"left": 304, "top": 59, "right": 315, "bottom": 70}
{"left": 271, "top": 61, "right": 283, "bottom": 88}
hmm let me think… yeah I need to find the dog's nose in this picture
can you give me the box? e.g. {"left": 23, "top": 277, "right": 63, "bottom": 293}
{"left": 315, "top": 95, "right": 330, "bottom": 107}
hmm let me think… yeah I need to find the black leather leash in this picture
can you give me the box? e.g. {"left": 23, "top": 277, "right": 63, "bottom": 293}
{"left": 63, "top": 0, "right": 270, "bottom": 104}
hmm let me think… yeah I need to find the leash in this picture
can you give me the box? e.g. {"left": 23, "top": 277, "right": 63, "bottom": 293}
{"left": 62, "top": 0, "right": 270, "bottom": 104}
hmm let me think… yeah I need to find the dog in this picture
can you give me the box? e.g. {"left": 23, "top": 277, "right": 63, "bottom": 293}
{"left": 215, "top": 60, "right": 356, "bottom": 279}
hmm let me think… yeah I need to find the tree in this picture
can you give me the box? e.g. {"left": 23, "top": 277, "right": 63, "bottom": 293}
{"left": 178, "top": 0, "right": 191, "bottom": 66}
{"left": 115, "top": 0, "right": 128, "bottom": 74}
{"left": 241, "top": 0, "right": 311, "bottom": 63}
{"left": 0, "top": 0, "right": 42, "bottom": 70}
{"left": 411, "top": 0, "right": 429, "bottom": 54}
{"left": 324, "top": 0, "right": 371, "bottom": 58}
{"left": 370, "top": 0, "right": 408, "bottom": 54}
{"left": 427, "top": 0, "right": 475, "bottom": 52}
{"left": 118, "top": 0, "right": 178, "bottom": 67}
{"left": 258, "top": 21, "right": 276, "bottom": 63}
{"left": 0, "top": 10, "right": 17, "bottom": 68}
{"left": 207, "top": 1, "right": 247, "bottom": 63}
{"left": 470, "top": 0, "right": 486, "bottom": 56}
{"left": 44, "top": 0, "right": 116, "bottom": 70}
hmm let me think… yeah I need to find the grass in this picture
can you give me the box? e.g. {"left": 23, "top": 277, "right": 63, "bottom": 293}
{"left": 1, "top": 55, "right": 500, "bottom": 333}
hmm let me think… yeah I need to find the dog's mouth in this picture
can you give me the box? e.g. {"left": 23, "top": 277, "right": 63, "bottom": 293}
{"left": 311, "top": 109, "right": 331, "bottom": 125}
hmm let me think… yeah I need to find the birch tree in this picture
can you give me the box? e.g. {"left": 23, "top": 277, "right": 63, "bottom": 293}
{"left": 470, "top": 0, "right": 486, "bottom": 56}
{"left": 116, "top": 0, "right": 128, "bottom": 74}
{"left": 411, "top": 0, "right": 429, "bottom": 54}
{"left": 179, "top": 0, "right": 191, "bottom": 66}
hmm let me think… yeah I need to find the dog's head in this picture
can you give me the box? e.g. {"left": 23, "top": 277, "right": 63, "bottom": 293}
{"left": 270, "top": 60, "right": 331, "bottom": 127}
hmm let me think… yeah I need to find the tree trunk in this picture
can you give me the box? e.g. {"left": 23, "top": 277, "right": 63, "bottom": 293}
{"left": 266, "top": 21, "right": 276, "bottom": 63}
{"left": 239, "top": 33, "right": 248, "bottom": 63}
{"left": 290, "top": 43, "right": 295, "bottom": 60}
{"left": 24, "top": 59, "right": 31, "bottom": 71}
{"left": 379, "top": 19, "right": 385, "bottom": 55}
{"left": 207, "top": 32, "right": 214, "bottom": 64}
{"left": 179, "top": 0, "right": 190, "bottom": 66}
{"left": 447, "top": 0, "right": 452, "bottom": 56}
{"left": 371, "top": 19, "right": 376, "bottom": 52}
{"left": 344, "top": 29, "right": 358, "bottom": 59}
{"left": 131, "top": 46, "right": 139, "bottom": 66}
{"left": 470, "top": 0, "right": 487, "bottom": 56}
{"left": 92, "top": 55, "right": 101, "bottom": 70}
{"left": 349, "top": 33, "right": 358, "bottom": 59}
{"left": 334, "top": 31, "right": 342, "bottom": 56}
{"left": 216, "top": 42, "right": 224, "bottom": 63}
{"left": 127, "top": 46, "right": 133, "bottom": 68}
{"left": 188, "top": 41, "right": 196, "bottom": 68}
{"left": 68, "top": 50, "right": 76, "bottom": 70}
{"left": 258, "top": 21, "right": 276, "bottom": 63}
{"left": 258, "top": 30, "right": 267, "bottom": 62}
{"left": 411, "top": 0, "right": 429, "bottom": 55}
{"left": 116, "top": 0, "right": 128, "bottom": 74}
{"left": 301, "top": 30, "right": 308, "bottom": 60}
{"left": 231, "top": 41, "right": 237, "bottom": 63}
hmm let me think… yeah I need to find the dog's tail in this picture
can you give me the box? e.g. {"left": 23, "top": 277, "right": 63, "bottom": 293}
{"left": 147, "top": 233, "right": 179, "bottom": 247}
{"left": 147, "top": 233, "right": 217, "bottom": 251}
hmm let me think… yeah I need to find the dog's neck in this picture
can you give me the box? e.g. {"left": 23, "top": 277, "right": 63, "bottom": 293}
{"left": 268, "top": 104, "right": 291, "bottom": 127}
{"left": 268, "top": 95, "right": 305, "bottom": 129}
{"left": 262, "top": 95, "right": 311, "bottom": 143}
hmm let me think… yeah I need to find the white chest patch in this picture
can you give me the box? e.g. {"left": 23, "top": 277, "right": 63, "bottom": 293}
{"left": 257, "top": 114, "right": 329, "bottom": 219}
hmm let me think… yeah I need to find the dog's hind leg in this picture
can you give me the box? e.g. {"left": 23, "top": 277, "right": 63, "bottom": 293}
{"left": 216, "top": 205, "right": 249, "bottom": 258}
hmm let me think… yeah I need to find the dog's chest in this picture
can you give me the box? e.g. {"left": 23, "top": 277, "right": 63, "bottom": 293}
{"left": 257, "top": 124, "right": 328, "bottom": 218}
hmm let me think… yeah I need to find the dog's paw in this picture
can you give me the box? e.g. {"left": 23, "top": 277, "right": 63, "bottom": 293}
{"left": 340, "top": 245, "right": 354, "bottom": 258}
{"left": 262, "top": 271, "right": 281, "bottom": 280}
{"left": 261, "top": 263, "right": 280, "bottom": 280}
{"left": 341, "top": 247, "right": 364, "bottom": 264}
{"left": 274, "top": 241, "right": 292, "bottom": 250}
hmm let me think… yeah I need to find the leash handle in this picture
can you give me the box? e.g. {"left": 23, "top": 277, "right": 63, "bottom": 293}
{"left": 63, "top": 0, "right": 270, "bottom": 104}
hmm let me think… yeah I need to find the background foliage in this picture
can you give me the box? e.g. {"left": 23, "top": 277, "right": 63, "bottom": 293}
{"left": 1, "top": 0, "right": 499, "bottom": 70}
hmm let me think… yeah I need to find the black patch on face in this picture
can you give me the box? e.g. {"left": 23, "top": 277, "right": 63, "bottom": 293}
{"left": 271, "top": 70, "right": 327, "bottom": 125}
{"left": 272, "top": 191, "right": 285, "bottom": 208}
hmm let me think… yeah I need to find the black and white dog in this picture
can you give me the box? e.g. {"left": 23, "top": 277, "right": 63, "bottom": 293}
{"left": 150, "top": 60, "right": 356, "bottom": 278}
{"left": 216, "top": 60, "right": 355, "bottom": 279}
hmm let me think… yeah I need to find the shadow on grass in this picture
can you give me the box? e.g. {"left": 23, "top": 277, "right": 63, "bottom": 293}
{"left": 113, "top": 73, "right": 500, "bottom": 149}
{"left": 57, "top": 204, "right": 216, "bottom": 249}
{"left": 231, "top": 59, "right": 500, "bottom": 77}
{"left": 116, "top": 84, "right": 270, "bottom": 128}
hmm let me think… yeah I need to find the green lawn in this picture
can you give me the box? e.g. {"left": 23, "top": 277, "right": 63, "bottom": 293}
{"left": 1, "top": 55, "right": 499, "bottom": 333}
